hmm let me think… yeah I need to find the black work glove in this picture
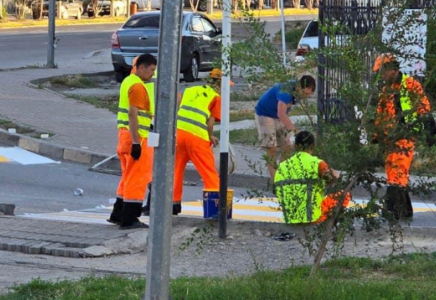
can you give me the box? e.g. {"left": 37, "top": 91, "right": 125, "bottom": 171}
{"left": 131, "top": 143, "right": 141, "bottom": 160}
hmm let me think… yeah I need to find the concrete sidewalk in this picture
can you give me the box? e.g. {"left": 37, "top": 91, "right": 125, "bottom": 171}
{"left": 0, "top": 17, "right": 306, "bottom": 186}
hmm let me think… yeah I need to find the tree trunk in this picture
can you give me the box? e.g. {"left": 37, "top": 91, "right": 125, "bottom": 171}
{"left": 39, "top": 0, "right": 43, "bottom": 19}
{"left": 310, "top": 178, "right": 358, "bottom": 277}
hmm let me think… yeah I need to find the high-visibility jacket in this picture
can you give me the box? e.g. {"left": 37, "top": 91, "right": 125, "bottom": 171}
{"left": 274, "top": 152, "right": 325, "bottom": 224}
{"left": 399, "top": 74, "right": 419, "bottom": 130}
{"left": 117, "top": 74, "right": 154, "bottom": 138}
{"left": 177, "top": 85, "right": 218, "bottom": 141}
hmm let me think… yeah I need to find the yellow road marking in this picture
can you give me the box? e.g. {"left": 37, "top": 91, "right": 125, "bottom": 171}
{"left": 0, "top": 155, "right": 10, "bottom": 162}
{"left": 183, "top": 201, "right": 281, "bottom": 212}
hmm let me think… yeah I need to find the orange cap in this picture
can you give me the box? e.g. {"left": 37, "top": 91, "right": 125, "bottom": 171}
{"left": 373, "top": 53, "right": 397, "bottom": 72}
{"left": 209, "top": 68, "right": 234, "bottom": 87}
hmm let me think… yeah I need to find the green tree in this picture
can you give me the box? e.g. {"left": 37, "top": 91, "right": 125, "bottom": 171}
{"left": 227, "top": 0, "right": 436, "bottom": 277}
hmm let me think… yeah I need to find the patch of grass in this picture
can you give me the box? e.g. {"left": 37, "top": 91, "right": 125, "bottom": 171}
{"left": 214, "top": 128, "right": 258, "bottom": 145}
{"left": 3, "top": 253, "right": 436, "bottom": 300}
{"left": 0, "top": 16, "right": 126, "bottom": 29}
{"left": 66, "top": 94, "right": 118, "bottom": 113}
{"left": 291, "top": 104, "right": 317, "bottom": 116}
{"left": 51, "top": 75, "right": 97, "bottom": 89}
{"left": 0, "top": 118, "right": 34, "bottom": 135}
{"left": 0, "top": 10, "right": 317, "bottom": 29}
{"left": 231, "top": 91, "right": 262, "bottom": 102}
{"left": 285, "top": 26, "right": 306, "bottom": 49}
{"left": 230, "top": 110, "right": 255, "bottom": 122}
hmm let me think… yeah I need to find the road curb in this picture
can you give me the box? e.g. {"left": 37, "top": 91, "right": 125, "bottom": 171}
{"left": 0, "top": 129, "right": 107, "bottom": 165}
{"left": 0, "top": 128, "right": 270, "bottom": 188}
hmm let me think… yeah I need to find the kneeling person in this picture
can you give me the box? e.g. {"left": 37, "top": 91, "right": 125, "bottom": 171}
{"left": 274, "top": 131, "right": 350, "bottom": 224}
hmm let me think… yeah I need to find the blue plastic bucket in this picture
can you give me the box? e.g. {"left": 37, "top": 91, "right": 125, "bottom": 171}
{"left": 202, "top": 189, "right": 233, "bottom": 219}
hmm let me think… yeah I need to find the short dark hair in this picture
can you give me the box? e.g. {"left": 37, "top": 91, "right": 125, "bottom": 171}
{"left": 299, "top": 75, "right": 316, "bottom": 92}
{"left": 136, "top": 54, "right": 157, "bottom": 68}
{"left": 295, "top": 131, "right": 315, "bottom": 150}
{"left": 383, "top": 60, "right": 400, "bottom": 71}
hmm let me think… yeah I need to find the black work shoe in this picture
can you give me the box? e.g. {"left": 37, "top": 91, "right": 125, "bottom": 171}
{"left": 119, "top": 221, "right": 149, "bottom": 230}
{"left": 107, "top": 218, "right": 121, "bottom": 225}
{"left": 172, "top": 203, "right": 182, "bottom": 216}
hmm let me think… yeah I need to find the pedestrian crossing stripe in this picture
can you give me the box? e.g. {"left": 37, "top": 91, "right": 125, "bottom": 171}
{"left": 0, "top": 147, "right": 59, "bottom": 165}
{"left": 20, "top": 197, "right": 436, "bottom": 225}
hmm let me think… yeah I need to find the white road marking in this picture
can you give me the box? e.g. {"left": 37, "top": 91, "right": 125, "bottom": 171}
{"left": 0, "top": 147, "right": 60, "bottom": 165}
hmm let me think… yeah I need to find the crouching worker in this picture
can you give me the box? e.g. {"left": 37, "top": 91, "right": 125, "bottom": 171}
{"left": 274, "top": 131, "right": 351, "bottom": 224}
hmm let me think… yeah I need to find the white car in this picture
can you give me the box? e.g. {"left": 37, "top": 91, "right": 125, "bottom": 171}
{"left": 295, "top": 20, "right": 319, "bottom": 62}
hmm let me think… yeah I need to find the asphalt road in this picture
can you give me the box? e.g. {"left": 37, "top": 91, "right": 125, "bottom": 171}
{"left": 0, "top": 17, "right": 298, "bottom": 70}
{"left": 0, "top": 24, "right": 121, "bottom": 69}
{"left": 0, "top": 143, "right": 248, "bottom": 215}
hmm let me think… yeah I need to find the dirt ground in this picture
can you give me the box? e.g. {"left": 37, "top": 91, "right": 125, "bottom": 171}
{"left": 2, "top": 218, "right": 436, "bottom": 294}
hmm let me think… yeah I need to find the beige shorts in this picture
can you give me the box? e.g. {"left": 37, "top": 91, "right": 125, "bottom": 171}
{"left": 255, "top": 114, "right": 291, "bottom": 148}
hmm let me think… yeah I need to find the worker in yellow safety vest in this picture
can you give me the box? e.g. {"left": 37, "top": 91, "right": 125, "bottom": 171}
{"left": 108, "top": 54, "right": 157, "bottom": 230}
{"left": 172, "top": 69, "right": 233, "bottom": 215}
{"left": 274, "top": 131, "right": 350, "bottom": 224}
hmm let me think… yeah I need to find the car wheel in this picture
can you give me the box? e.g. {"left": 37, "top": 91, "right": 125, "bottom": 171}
{"left": 115, "top": 71, "right": 128, "bottom": 83}
{"left": 88, "top": 11, "right": 94, "bottom": 18}
{"left": 183, "top": 55, "right": 199, "bottom": 82}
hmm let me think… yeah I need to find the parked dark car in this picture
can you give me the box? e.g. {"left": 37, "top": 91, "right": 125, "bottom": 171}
{"left": 111, "top": 11, "right": 222, "bottom": 82}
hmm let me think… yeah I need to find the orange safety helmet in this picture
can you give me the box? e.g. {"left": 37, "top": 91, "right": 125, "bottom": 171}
{"left": 373, "top": 53, "right": 399, "bottom": 72}
{"left": 209, "top": 68, "right": 234, "bottom": 86}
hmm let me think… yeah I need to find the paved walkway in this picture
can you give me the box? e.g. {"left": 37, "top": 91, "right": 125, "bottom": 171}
{"left": 0, "top": 17, "right": 303, "bottom": 178}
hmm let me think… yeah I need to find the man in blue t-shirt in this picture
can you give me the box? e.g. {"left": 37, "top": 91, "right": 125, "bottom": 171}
{"left": 255, "top": 75, "right": 316, "bottom": 181}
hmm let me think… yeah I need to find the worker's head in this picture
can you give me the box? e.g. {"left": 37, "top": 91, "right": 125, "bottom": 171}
{"left": 207, "top": 68, "right": 234, "bottom": 90}
{"left": 135, "top": 54, "right": 157, "bottom": 81}
{"left": 298, "top": 75, "right": 316, "bottom": 98}
{"left": 295, "top": 131, "right": 315, "bottom": 152}
{"left": 373, "top": 53, "right": 400, "bottom": 82}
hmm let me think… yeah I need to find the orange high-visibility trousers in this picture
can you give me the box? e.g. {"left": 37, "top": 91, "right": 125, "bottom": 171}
{"left": 385, "top": 139, "right": 414, "bottom": 187}
{"left": 121, "top": 135, "right": 154, "bottom": 203}
{"left": 173, "top": 129, "right": 219, "bottom": 202}
{"left": 116, "top": 129, "right": 131, "bottom": 198}
{"left": 317, "top": 191, "right": 351, "bottom": 223}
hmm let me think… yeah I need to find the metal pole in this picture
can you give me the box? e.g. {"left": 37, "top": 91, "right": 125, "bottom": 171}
{"left": 218, "top": 0, "right": 231, "bottom": 239}
{"left": 126, "top": 0, "right": 130, "bottom": 17}
{"left": 280, "top": 0, "right": 286, "bottom": 67}
{"left": 317, "top": 0, "right": 325, "bottom": 128}
{"left": 47, "top": 0, "right": 56, "bottom": 68}
{"left": 144, "top": 0, "right": 183, "bottom": 299}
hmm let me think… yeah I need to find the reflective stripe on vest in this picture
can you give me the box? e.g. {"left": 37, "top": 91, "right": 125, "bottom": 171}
{"left": 117, "top": 74, "right": 155, "bottom": 138}
{"left": 177, "top": 85, "right": 218, "bottom": 141}
{"left": 274, "top": 152, "right": 324, "bottom": 224}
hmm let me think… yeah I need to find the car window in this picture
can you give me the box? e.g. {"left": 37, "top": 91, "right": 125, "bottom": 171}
{"left": 305, "top": 21, "right": 318, "bottom": 37}
{"left": 123, "top": 15, "right": 160, "bottom": 29}
{"left": 201, "top": 18, "right": 216, "bottom": 33}
{"left": 192, "top": 17, "right": 204, "bottom": 32}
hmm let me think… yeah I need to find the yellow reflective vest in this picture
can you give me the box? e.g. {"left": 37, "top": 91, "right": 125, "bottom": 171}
{"left": 399, "top": 74, "right": 419, "bottom": 129}
{"left": 177, "top": 85, "right": 219, "bottom": 141}
{"left": 117, "top": 74, "right": 155, "bottom": 138}
{"left": 274, "top": 152, "right": 325, "bottom": 224}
